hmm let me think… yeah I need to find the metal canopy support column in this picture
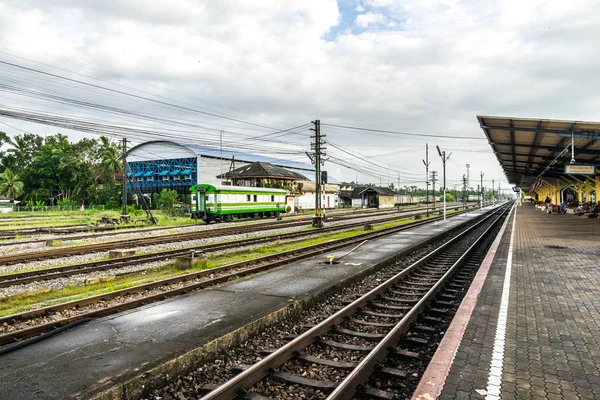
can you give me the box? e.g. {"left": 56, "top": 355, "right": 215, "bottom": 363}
{"left": 509, "top": 119, "right": 516, "bottom": 173}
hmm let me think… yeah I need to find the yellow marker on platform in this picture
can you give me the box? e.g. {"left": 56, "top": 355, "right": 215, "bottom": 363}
{"left": 327, "top": 256, "right": 335, "bottom": 265}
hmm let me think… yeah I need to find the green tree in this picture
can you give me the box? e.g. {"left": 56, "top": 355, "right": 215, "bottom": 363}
{"left": 99, "top": 137, "right": 122, "bottom": 180}
{"left": 4, "top": 133, "right": 43, "bottom": 171}
{"left": 0, "top": 168, "right": 24, "bottom": 201}
{"left": 158, "top": 189, "right": 180, "bottom": 216}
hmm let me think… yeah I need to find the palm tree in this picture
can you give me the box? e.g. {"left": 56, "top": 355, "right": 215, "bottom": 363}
{"left": 99, "top": 137, "right": 122, "bottom": 179}
{"left": 0, "top": 168, "right": 24, "bottom": 202}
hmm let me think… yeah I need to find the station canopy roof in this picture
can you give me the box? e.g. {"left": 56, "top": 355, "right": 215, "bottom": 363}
{"left": 478, "top": 116, "right": 600, "bottom": 189}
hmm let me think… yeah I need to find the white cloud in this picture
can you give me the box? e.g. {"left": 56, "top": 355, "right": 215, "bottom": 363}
{"left": 0, "top": 0, "right": 599, "bottom": 186}
{"left": 354, "top": 12, "right": 388, "bottom": 28}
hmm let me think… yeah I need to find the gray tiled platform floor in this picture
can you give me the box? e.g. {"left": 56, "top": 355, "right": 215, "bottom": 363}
{"left": 440, "top": 204, "right": 600, "bottom": 399}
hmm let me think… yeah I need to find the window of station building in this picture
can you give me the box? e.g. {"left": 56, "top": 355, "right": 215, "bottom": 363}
{"left": 253, "top": 195, "right": 258, "bottom": 202}
{"left": 246, "top": 194, "right": 251, "bottom": 202}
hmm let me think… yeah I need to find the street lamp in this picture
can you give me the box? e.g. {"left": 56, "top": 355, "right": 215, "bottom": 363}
{"left": 436, "top": 145, "right": 452, "bottom": 222}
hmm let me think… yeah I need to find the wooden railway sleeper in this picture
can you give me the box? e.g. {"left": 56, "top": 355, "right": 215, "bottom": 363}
{"left": 271, "top": 371, "right": 338, "bottom": 392}
{"left": 378, "top": 295, "right": 418, "bottom": 304}
{"left": 370, "top": 302, "right": 412, "bottom": 311}
{"left": 333, "top": 327, "right": 386, "bottom": 341}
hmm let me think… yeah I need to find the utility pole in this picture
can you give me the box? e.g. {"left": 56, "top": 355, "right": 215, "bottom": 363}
{"left": 462, "top": 174, "right": 468, "bottom": 208}
{"left": 480, "top": 171, "right": 485, "bottom": 209}
{"left": 466, "top": 164, "right": 470, "bottom": 191}
{"left": 309, "top": 120, "right": 326, "bottom": 227}
{"left": 492, "top": 179, "right": 495, "bottom": 203}
{"left": 220, "top": 130, "right": 224, "bottom": 177}
{"left": 498, "top": 182, "right": 501, "bottom": 201}
{"left": 122, "top": 137, "right": 128, "bottom": 217}
{"left": 436, "top": 146, "right": 451, "bottom": 222}
{"left": 422, "top": 144, "right": 430, "bottom": 216}
{"left": 431, "top": 171, "right": 438, "bottom": 210}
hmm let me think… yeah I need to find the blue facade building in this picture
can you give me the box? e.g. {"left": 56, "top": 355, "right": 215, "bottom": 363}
{"left": 125, "top": 140, "right": 314, "bottom": 199}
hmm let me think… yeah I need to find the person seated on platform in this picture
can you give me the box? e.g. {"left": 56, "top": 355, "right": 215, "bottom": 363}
{"left": 589, "top": 201, "right": 600, "bottom": 219}
{"left": 576, "top": 202, "right": 588, "bottom": 216}
{"left": 544, "top": 196, "right": 551, "bottom": 213}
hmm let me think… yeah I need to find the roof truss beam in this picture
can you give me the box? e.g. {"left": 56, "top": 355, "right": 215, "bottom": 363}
{"left": 492, "top": 144, "right": 599, "bottom": 155}
{"left": 480, "top": 124, "right": 600, "bottom": 139}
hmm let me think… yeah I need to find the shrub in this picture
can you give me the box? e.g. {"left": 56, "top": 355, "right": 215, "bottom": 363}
{"left": 57, "top": 198, "right": 78, "bottom": 208}
{"left": 158, "top": 189, "right": 180, "bottom": 216}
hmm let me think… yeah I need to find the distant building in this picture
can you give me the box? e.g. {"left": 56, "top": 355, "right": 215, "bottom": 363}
{"left": 0, "top": 195, "right": 19, "bottom": 213}
{"left": 359, "top": 187, "right": 396, "bottom": 208}
{"left": 337, "top": 185, "right": 396, "bottom": 208}
{"left": 125, "top": 140, "right": 314, "bottom": 199}
{"left": 217, "top": 161, "right": 307, "bottom": 188}
{"left": 294, "top": 181, "right": 339, "bottom": 210}
{"left": 338, "top": 185, "right": 367, "bottom": 208}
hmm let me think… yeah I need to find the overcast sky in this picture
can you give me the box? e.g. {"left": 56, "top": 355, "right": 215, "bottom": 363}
{"left": 1, "top": 0, "right": 599, "bottom": 191}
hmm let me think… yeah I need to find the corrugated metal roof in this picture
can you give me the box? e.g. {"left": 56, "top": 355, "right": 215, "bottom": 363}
{"left": 478, "top": 115, "right": 600, "bottom": 188}
{"left": 359, "top": 187, "right": 397, "bottom": 196}
{"left": 185, "top": 144, "right": 314, "bottom": 172}
{"left": 217, "top": 162, "right": 307, "bottom": 180}
{"left": 296, "top": 180, "right": 339, "bottom": 193}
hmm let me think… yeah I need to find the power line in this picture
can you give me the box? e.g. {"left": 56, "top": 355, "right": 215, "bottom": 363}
{"left": 0, "top": 43, "right": 295, "bottom": 132}
{"left": 321, "top": 123, "right": 487, "bottom": 140}
{"left": 0, "top": 60, "right": 286, "bottom": 131}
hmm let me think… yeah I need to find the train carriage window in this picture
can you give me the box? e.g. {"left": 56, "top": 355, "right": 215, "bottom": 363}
{"left": 253, "top": 195, "right": 257, "bottom": 202}
{"left": 246, "top": 194, "right": 251, "bottom": 202}
{"left": 271, "top": 195, "right": 274, "bottom": 202}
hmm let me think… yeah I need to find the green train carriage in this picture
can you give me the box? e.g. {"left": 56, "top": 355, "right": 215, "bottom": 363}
{"left": 190, "top": 184, "right": 286, "bottom": 223}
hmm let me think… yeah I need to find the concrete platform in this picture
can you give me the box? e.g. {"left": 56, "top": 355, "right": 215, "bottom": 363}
{"left": 0, "top": 207, "right": 496, "bottom": 400}
{"left": 414, "top": 203, "right": 600, "bottom": 400}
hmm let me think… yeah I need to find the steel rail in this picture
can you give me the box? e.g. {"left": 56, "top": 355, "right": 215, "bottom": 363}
{"left": 0, "top": 204, "right": 475, "bottom": 272}
{"left": 326, "top": 202, "right": 512, "bottom": 399}
{"left": 0, "top": 203, "right": 469, "bottom": 249}
{"left": 200, "top": 203, "right": 509, "bottom": 399}
{"left": 0, "top": 206, "right": 412, "bottom": 242}
{"left": 0, "top": 209, "right": 455, "bottom": 287}
{"left": 0, "top": 223, "right": 199, "bottom": 243}
{"left": 0, "top": 205, "right": 484, "bottom": 346}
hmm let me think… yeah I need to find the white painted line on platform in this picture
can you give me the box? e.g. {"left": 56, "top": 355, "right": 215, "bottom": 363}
{"left": 485, "top": 204, "right": 517, "bottom": 400}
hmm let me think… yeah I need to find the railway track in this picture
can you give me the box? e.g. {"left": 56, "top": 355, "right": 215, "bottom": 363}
{"left": 0, "top": 221, "right": 228, "bottom": 245}
{"left": 0, "top": 204, "right": 472, "bottom": 266}
{"left": 0, "top": 209, "right": 456, "bottom": 287}
{"left": 0, "top": 223, "right": 136, "bottom": 239}
{"left": 198, "top": 202, "right": 512, "bottom": 399}
{"left": 0, "top": 204, "right": 490, "bottom": 348}
{"left": 0, "top": 204, "right": 431, "bottom": 244}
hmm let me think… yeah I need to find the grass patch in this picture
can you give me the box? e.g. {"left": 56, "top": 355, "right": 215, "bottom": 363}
{"left": 0, "top": 213, "right": 446, "bottom": 316}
